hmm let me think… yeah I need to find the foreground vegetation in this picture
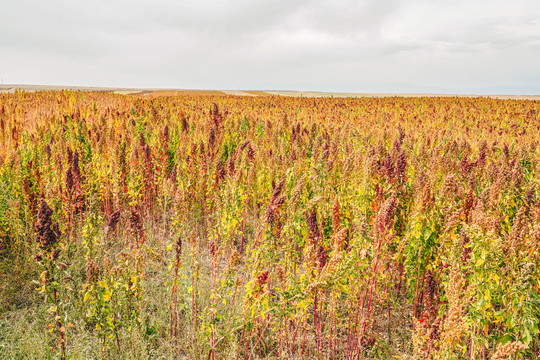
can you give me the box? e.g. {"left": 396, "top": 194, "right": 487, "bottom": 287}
{"left": 1, "top": 91, "right": 539, "bottom": 359}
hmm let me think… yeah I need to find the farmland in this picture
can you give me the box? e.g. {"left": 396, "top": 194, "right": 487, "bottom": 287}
{"left": 1, "top": 91, "right": 539, "bottom": 359}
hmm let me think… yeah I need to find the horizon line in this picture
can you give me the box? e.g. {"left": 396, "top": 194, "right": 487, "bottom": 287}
{"left": 1, "top": 83, "right": 539, "bottom": 100}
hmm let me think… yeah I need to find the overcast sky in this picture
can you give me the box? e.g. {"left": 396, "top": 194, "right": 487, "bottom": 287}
{"left": 1, "top": 0, "right": 540, "bottom": 94}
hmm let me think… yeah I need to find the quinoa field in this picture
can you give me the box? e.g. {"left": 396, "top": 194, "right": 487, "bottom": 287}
{"left": 0, "top": 91, "right": 539, "bottom": 359}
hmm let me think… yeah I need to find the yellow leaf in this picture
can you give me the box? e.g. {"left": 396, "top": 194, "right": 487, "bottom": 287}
{"left": 475, "top": 258, "right": 484, "bottom": 267}
{"left": 103, "top": 289, "right": 112, "bottom": 302}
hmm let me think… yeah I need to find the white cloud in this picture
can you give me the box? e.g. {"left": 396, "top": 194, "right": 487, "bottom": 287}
{"left": 0, "top": 0, "right": 539, "bottom": 93}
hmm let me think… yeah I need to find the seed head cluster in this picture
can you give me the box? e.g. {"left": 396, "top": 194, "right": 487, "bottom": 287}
{"left": 35, "top": 198, "right": 60, "bottom": 253}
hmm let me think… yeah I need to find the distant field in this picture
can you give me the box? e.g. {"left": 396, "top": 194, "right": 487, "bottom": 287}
{"left": 1, "top": 84, "right": 539, "bottom": 100}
